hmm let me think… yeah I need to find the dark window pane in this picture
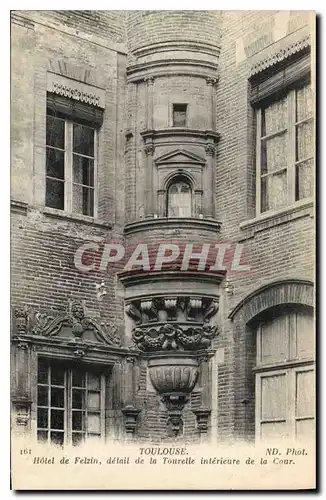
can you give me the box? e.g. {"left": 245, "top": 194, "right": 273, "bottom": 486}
{"left": 51, "top": 409, "right": 64, "bottom": 430}
{"left": 72, "top": 389, "right": 85, "bottom": 409}
{"left": 73, "top": 124, "right": 94, "bottom": 157}
{"left": 73, "top": 155, "right": 94, "bottom": 186}
{"left": 72, "top": 184, "right": 94, "bottom": 216}
{"left": 173, "top": 104, "right": 187, "bottom": 127}
{"left": 51, "top": 387, "right": 64, "bottom": 408}
{"left": 37, "top": 386, "right": 48, "bottom": 407}
{"left": 296, "top": 159, "right": 313, "bottom": 201}
{"left": 46, "top": 147, "right": 65, "bottom": 179}
{"left": 72, "top": 411, "right": 85, "bottom": 431}
{"left": 38, "top": 360, "right": 49, "bottom": 384}
{"left": 51, "top": 365, "right": 65, "bottom": 386}
{"left": 37, "top": 430, "right": 48, "bottom": 443}
{"left": 37, "top": 408, "right": 48, "bottom": 429}
{"left": 72, "top": 433, "right": 84, "bottom": 446}
{"left": 72, "top": 369, "right": 86, "bottom": 388}
{"left": 46, "top": 116, "right": 65, "bottom": 149}
{"left": 50, "top": 431, "right": 64, "bottom": 446}
{"left": 46, "top": 178, "right": 64, "bottom": 210}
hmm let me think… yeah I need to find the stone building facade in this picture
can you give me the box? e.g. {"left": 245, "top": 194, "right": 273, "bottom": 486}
{"left": 11, "top": 10, "right": 315, "bottom": 445}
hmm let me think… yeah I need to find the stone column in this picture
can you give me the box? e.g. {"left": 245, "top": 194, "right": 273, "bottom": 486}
{"left": 204, "top": 143, "right": 216, "bottom": 218}
{"left": 122, "top": 357, "right": 140, "bottom": 436}
{"left": 144, "top": 141, "right": 155, "bottom": 218}
{"left": 144, "top": 76, "right": 155, "bottom": 130}
{"left": 206, "top": 77, "right": 218, "bottom": 131}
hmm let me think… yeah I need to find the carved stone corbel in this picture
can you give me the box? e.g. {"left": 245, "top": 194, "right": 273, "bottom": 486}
{"left": 164, "top": 298, "right": 177, "bottom": 321}
{"left": 186, "top": 298, "right": 202, "bottom": 321}
{"left": 140, "top": 299, "right": 158, "bottom": 322}
{"left": 203, "top": 298, "right": 219, "bottom": 323}
{"left": 12, "top": 398, "right": 31, "bottom": 427}
{"left": 14, "top": 308, "right": 28, "bottom": 335}
{"left": 192, "top": 408, "right": 211, "bottom": 433}
{"left": 125, "top": 303, "right": 142, "bottom": 325}
{"left": 122, "top": 405, "right": 141, "bottom": 434}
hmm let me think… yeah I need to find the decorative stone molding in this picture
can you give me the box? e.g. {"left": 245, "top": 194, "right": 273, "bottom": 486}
{"left": 27, "top": 300, "right": 121, "bottom": 346}
{"left": 249, "top": 35, "right": 311, "bottom": 77}
{"left": 126, "top": 295, "right": 219, "bottom": 326}
{"left": 14, "top": 308, "right": 28, "bottom": 335}
{"left": 144, "top": 143, "right": 155, "bottom": 156}
{"left": 124, "top": 217, "right": 222, "bottom": 235}
{"left": 12, "top": 398, "right": 31, "bottom": 427}
{"left": 144, "top": 75, "right": 155, "bottom": 86}
{"left": 228, "top": 279, "right": 314, "bottom": 323}
{"left": 204, "top": 143, "right": 216, "bottom": 156}
{"left": 140, "top": 299, "right": 158, "bottom": 323}
{"left": 130, "top": 40, "right": 221, "bottom": 59}
{"left": 206, "top": 77, "right": 218, "bottom": 86}
{"left": 148, "top": 355, "right": 199, "bottom": 435}
{"left": 122, "top": 405, "right": 141, "bottom": 434}
{"left": 132, "top": 323, "right": 218, "bottom": 352}
{"left": 192, "top": 408, "right": 211, "bottom": 433}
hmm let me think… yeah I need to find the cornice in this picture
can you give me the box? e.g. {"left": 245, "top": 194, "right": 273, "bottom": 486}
{"left": 131, "top": 40, "right": 221, "bottom": 59}
{"left": 127, "top": 59, "right": 218, "bottom": 83}
{"left": 119, "top": 270, "right": 225, "bottom": 288}
{"left": 141, "top": 128, "right": 220, "bottom": 143}
{"left": 124, "top": 216, "right": 221, "bottom": 235}
{"left": 249, "top": 35, "right": 311, "bottom": 77}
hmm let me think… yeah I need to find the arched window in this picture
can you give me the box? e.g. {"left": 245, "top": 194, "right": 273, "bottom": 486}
{"left": 167, "top": 179, "right": 192, "bottom": 217}
{"left": 255, "top": 307, "right": 315, "bottom": 441}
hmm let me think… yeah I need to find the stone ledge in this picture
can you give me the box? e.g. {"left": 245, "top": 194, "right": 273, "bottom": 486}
{"left": 42, "top": 207, "right": 112, "bottom": 229}
{"left": 239, "top": 199, "right": 314, "bottom": 240}
{"left": 10, "top": 200, "right": 28, "bottom": 215}
{"left": 124, "top": 217, "right": 221, "bottom": 235}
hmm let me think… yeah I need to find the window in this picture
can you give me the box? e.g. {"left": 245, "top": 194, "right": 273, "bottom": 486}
{"left": 172, "top": 104, "right": 187, "bottom": 127}
{"left": 37, "top": 359, "right": 105, "bottom": 446}
{"left": 255, "top": 308, "right": 315, "bottom": 441}
{"left": 255, "top": 81, "right": 314, "bottom": 214}
{"left": 167, "top": 180, "right": 192, "bottom": 217}
{"left": 46, "top": 109, "right": 97, "bottom": 216}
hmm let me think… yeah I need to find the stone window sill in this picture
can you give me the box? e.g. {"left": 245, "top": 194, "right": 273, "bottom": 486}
{"left": 240, "top": 199, "right": 314, "bottom": 238}
{"left": 42, "top": 207, "right": 112, "bottom": 229}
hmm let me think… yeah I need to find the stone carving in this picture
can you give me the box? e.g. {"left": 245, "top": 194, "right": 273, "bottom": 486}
{"left": 144, "top": 143, "right": 155, "bottom": 156}
{"left": 140, "top": 299, "right": 158, "bottom": 322}
{"left": 14, "top": 308, "right": 28, "bottom": 335}
{"left": 204, "top": 143, "right": 216, "bottom": 156}
{"left": 132, "top": 323, "right": 219, "bottom": 352}
{"left": 186, "top": 298, "right": 202, "bottom": 321}
{"left": 148, "top": 356, "right": 199, "bottom": 435}
{"left": 127, "top": 296, "right": 219, "bottom": 325}
{"left": 122, "top": 405, "right": 141, "bottom": 434}
{"left": 203, "top": 299, "right": 219, "bottom": 323}
{"left": 206, "top": 77, "right": 218, "bottom": 86}
{"left": 12, "top": 399, "right": 31, "bottom": 427}
{"left": 31, "top": 301, "right": 121, "bottom": 346}
{"left": 192, "top": 408, "right": 211, "bottom": 433}
{"left": 125, "top": 303, "right": 142, "bottom": 324}
{"left": 164, "top": 298, "right": 177, "bottom": 321}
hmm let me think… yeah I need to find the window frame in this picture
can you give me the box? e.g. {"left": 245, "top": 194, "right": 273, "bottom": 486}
{"left": 254, "top": 308, "right": 315, "bottom": 441}
{"left": 45, "top": 113, "right": 98, "bottom": 218}
{"left": 36, "top": 359, "right": 106, "bottom": 446}
{"left": 171, "top": 103, "right": 188, "bottom": 128}
{"left": 255, "top": 81, "right": 314, "bottom": 216}
{"left": 166, "top": 177, "right": 193, "bottom": 218}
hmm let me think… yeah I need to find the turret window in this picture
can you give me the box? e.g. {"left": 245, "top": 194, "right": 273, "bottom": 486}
{"left": 167, "top": 180, "right": 192, "bottom": 217}
{"left": 172, "top": 104, "right": 187, "bottom": 127}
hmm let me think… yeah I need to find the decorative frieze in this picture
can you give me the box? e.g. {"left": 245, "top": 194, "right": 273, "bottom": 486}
{"left": 13, "top": 300, "right": 121, "bottom": 346}
{"left": 132, "top": 323, "right": 218, "bottom": 352}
